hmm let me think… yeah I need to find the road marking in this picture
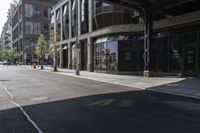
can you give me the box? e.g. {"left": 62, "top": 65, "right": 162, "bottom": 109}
{"left": 0, "top": 66, "right": 30, "bottom": 70}
{"left": 1, "top": 84, "right": 43, "bottom": 133}
{"left": 31, "top": 96, "right": 48, "bottom": 101}
{"left": 88, "top": 99, "right": 115, "bottom": 106}
{"left": 3, "top": 85, "right": 13, "bottom": 99}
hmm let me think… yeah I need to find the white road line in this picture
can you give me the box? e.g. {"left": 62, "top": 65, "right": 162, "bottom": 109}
{"left": 0, "top": 66, "right": 29, "bottom": 70}
{"left": 2, "top": 85, "right": 14, "bottom": 99}
{"left": 1, "top": 84, "right": 43, "bottom": 133}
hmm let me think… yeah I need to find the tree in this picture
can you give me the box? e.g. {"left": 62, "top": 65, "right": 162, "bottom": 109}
{"left": 8, "top": 48, "right": 19, "bottom": 64}
{"left": 49, "top": 29, "right": 58, "bottom": 72}
{"left": 35, "top": 34, "right": 48, "bottom": 69}
{"left": 0, "top": 48, "right": 19, "bottom": 63}
{"left": 1, "top": 49, "right": 9, "bottom": 61}
{"left": 8, "top": 0, "right": 18, "bottom": 15}
{"left": 0, "top": 49, "right": 3, "bottom": 61}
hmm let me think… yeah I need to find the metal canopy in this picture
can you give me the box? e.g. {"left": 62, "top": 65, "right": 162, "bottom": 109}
{"left": 104, "top": 0, "right": 200, "bottom": 15}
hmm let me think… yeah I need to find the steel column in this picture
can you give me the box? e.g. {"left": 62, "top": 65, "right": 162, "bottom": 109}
{"left": 143, "top": 9, "right": 153, "bottom": 77}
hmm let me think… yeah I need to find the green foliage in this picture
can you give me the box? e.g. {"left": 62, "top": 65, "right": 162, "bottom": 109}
{"left": 35, "top": 34, "right": 47, "bottom": 58}
{"left": 49, "top": 29, "right": 58, "bottom": 71}
{"left": 0, "top": 48, "right": 19, "bottom": 62}
{"left": 48, "top": 29, "right": 57, "bottom": 56}
{"left": 35, "top": 34, "right": 48, "bottom": 69}
{"left": 8, "top": 48, "right": 19, "bottom": 62}
{"left": 8, "top": 0, "right": 18, "bottom": 15}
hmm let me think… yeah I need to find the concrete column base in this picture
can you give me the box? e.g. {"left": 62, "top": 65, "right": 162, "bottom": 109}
{"left": 68, "top": 63, "right": 72, "bottom": 69}
{"left": 87, "top": 63, "right": 94, "bottom": 72}
{"left": 143, "top": 71, "right": 153, "bottom": 77}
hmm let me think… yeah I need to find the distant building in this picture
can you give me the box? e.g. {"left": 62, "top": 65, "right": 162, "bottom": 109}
{"left": 11, "top": 0, "right": 60, "bottom": 64}
{"left": 0, "top": 12, "right": 12, "bottom": 49}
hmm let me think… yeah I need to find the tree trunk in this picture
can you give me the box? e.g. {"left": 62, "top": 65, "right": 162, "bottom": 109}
{"left": 53, "top": 50, "right": 57, "bottom": 72}
{"left": 41, "top": 56, "right": 44, "bottom": 70}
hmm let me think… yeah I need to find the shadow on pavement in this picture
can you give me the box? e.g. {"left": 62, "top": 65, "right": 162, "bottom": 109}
{"left": 148, "top": 78, "right": 200, "bottom": 98}
{"left": 1, "top": 90, "right": 200, "bottom": 133}
{"left": 0, "top": 107, "right": 37, "bottom": 133}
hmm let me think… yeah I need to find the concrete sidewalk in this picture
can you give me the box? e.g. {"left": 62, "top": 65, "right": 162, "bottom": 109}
{"left": 34, "top": 66, "right": 200, "bottom": 100}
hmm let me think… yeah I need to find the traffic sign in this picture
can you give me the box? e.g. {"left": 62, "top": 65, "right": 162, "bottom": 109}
{"left": 76, "top": 42, "right": 81, "bottom": 49}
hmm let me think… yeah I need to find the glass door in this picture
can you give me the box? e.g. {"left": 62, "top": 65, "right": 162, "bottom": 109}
{"left": 184, "top": 46, "right": 197, "bottom": 76}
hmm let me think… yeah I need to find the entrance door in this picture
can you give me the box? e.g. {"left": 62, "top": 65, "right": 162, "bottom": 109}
{"left": 81, "top": 42, "right": 88, "bottom": 70}
{"left": 62, "top": 49, "right": 68, "bottom": 68}
{"left": 184, "top": 46, "right": 197, "bottom": 76}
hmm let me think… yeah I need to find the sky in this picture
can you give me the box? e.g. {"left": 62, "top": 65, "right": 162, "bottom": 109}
{"left": 0, "top": 0, "right": 13, "bottom": 34}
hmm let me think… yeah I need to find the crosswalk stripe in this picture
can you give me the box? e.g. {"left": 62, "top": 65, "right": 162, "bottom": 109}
{"left": 0, "top": 66, "right": 31, "bottom": 70}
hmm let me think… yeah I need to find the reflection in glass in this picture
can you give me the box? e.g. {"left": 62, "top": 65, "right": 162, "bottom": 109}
{"left": 107, "top": 41, "right": 118, "bottom": 71}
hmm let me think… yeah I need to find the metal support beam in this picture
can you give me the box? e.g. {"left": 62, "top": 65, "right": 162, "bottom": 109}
{"left": 143, "top": 9, "right": 153, "bottom": 77}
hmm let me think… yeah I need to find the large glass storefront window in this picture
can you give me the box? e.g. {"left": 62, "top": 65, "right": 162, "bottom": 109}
{"left": 152, "top": 34, "right": 169, "bottom": 72}
{"left": 94, "top": 42, "right": 107, "bottom": 71}
{"left": 93, "top": 30, "right": 200, "bottom": 76}
{"left": 72, "top": 0, "right": 77, "bottom": 37}
{"left": 107, "top": 41, "right": 118, "bottom": 71}
{"left": 94, "top": 36, "right": 142, "bottom": 73}
{"left": 170, "top": 32, "right": 198, "bottom": 74}
{"left": 56, "top": 9, "right": 61, "bottom": 41}
{"left": 62, "top": 4, "right": 69, "bottom": 40}
{"left": 81, "top": 0, "right": 89, "bottom": 34}
{"left": 170, "top": 34, "right": 184, "bottom": 73}
{"left": 118, "top": 39, "right": 144, "bottom": 72}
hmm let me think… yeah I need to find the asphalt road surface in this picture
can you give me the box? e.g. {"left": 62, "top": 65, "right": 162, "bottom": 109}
{"left": 0, "top": 65, "right": 200, "bottom": 133}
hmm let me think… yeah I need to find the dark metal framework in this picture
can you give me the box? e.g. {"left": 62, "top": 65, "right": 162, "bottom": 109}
{"left": 102, "top": 0, "right": 200, "bottom": 76}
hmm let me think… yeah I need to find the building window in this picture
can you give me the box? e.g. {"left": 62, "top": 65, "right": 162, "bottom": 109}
{"left": 81, "top": 0, "right": 88, "bottom": 34}
{"left": 62, "top": 4, "right": 69, "bottom": 40}
{"left": 72, "top": 0, "right": 77, "bottom": 37}
{"left": 25, "top": 4, "right": 34, "bottom": 17}
{"left": 33, "top": 23, "right": 41, "bottom": 34}
{"left": 43, "top": 8, "right": 48, "bottom": 18}
{"left": 25, "top": 4, "right": 44, "bottom": 18}
{"left": 56, "top": 10, "right": 61, "bottom": 41}
{"left": 25, "top": 21, "right": 41, "bottom": 35}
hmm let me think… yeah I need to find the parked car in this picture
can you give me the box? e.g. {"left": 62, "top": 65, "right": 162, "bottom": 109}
{"left": 3, "top": 61, "right": 11, "bottom": 65}
{"left": 0, "top": 61, "right": 3, "bottom": 65}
